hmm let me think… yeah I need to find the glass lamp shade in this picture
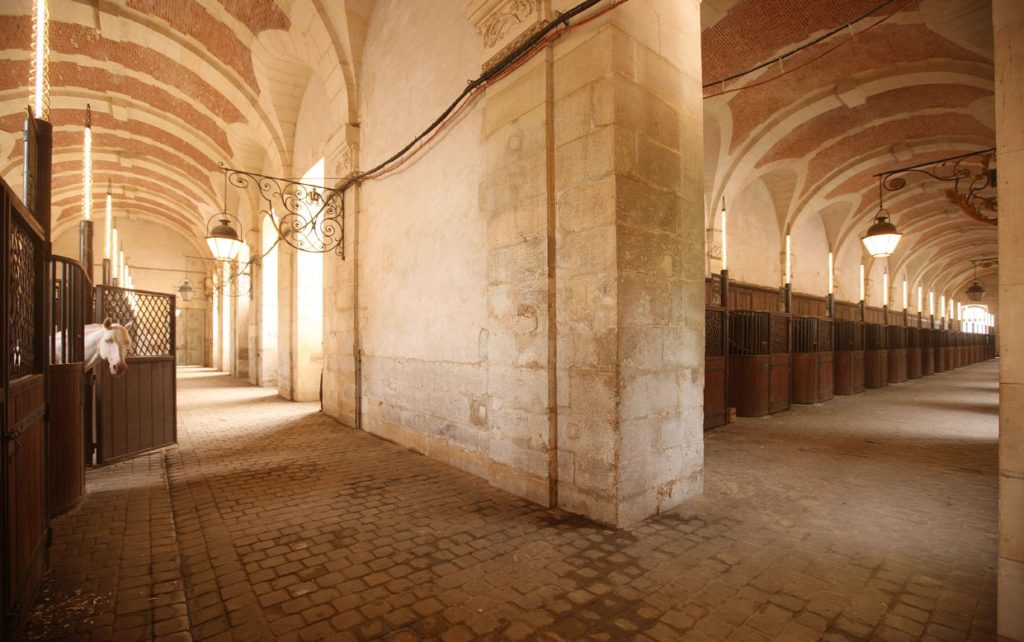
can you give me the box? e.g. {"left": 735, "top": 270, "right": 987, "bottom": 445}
{"left": 206, "top": 217, "right": 243, "bottom": 261}
{"left": 966, "top": 281, "right": 986, "bottom": 301}
{"left": 178, "top": 280, "right": 195, "bottom": 302}
{"left": 861, "top": 212, "right": 902, "bottom": 258}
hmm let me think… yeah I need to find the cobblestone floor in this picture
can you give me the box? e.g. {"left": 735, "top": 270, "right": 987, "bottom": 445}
{"left": 26, "top": 362, "right": 999, "bottom": 641}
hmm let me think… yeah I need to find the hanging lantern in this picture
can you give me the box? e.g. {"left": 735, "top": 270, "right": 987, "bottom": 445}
{"left": 206, "top": 216, "right": 243, "bottom": 261}
{"left": 966, "top": 280, "right": 985, "bottom": 301}
{"left": 178, "top": 280, "right": 195, "bottom": 302}
{"left": 861, "top": 210, "right": 902, "bottom": 258}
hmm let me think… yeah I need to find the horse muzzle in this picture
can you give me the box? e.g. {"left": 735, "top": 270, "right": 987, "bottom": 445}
{"left": 110, "top": 362, "right": 128, "bottom": 377}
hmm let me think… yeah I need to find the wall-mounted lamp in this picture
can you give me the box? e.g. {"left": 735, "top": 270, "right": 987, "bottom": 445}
{"left": 31, "top": 0, "right": 49, "bottom": 120}
{"left": 859, "top": 264, "right": 865, "bottom": 302}
{"left": 861, "top": 176, "right": 902, "bottom": 258}
{"left": 206, "top": 168, "right": 245, "bottom": 261}
{"left": 827, "top": 251, "right": 834, "bottom": 295}
{"left": 82, "top": 105, "right": 92, "bottom": 221}
{"left": 862, "top": 215, "right": 902, "bottom": 258}
{"left": 966, "top": 280, "right": 985, "bottom": 302}
{"left": 720, "top": 198, "right": 728, "bottom": 271}
{"left": 965, "top": 258, "right": 995, "bottom": 302}
{"left": 177, "top": 280, "right": 195, "bottom": 302}
{"left": 784, "top": 233, "right": 791, "bottom": 285}
{"left": 206, "top": 215, "right": 244, "bottom": 261}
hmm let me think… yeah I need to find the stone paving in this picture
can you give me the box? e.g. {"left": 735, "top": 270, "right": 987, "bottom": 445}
{"left": 26, "top": 363, "right": 999, "bottom": 640}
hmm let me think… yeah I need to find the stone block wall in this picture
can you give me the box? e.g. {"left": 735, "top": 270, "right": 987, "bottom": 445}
{"left": 317, "top": 0, "right": 705, "bottom": 527}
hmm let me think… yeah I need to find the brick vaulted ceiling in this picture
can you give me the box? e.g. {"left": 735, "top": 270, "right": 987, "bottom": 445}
{"left": 0, "top": 0, "right": 997, "bottom": 296}
{"left": 0, "top": 0, "right": 368, "bottom": 250}
{"left": 701, "top": 0, "right": 997, "bottom": 299}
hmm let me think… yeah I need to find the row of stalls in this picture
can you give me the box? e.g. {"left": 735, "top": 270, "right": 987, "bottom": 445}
{"left": 704, "top": 276, "right": 997, "bottom": 429}
{"left": 2, "top": 121, "right": 176, "bottom": 639}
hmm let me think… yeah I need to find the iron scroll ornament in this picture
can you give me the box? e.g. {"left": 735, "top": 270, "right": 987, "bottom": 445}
{"left": 876, "top": 148, "right": 997, "bottom": 226}
{"left": 220, "top": 163, "right": 347, "bottom": 258}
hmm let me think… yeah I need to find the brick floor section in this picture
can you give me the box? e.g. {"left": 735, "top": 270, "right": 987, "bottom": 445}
{"left": 23, "top": 452, "right": 189, "bottom": 641}
{"left": 27, "top": 362, "right": 998, "bottom": 640}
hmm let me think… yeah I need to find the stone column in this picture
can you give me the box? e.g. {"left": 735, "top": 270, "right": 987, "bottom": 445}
{"left": 553, "top": 0, "right": 704, "bottom": 526}
{"left": 277, "top": 242, "right": 296, "bottom": 399}
{"left": 234, "top": 259, "right": 250, "bottom": 379}
{"left": 995, "top": 1, "right": 1024, "bottom": 639}
{"left": 470, "top": 0, "right": 705, "bottom": 526}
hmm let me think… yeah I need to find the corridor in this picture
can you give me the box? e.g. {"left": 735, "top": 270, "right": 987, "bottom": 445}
{"left": 25, "top": 364, "right": 998, "bottom": 641}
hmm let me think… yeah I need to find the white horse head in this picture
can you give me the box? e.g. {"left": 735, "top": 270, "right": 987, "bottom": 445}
{"left": 95, "top": 318, "right": 132, "bottom": 376}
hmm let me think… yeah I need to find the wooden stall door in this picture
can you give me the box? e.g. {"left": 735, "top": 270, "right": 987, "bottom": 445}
{"left": 94, "top": 287, "right": 177, "bottom": 465}
{"left": 2, "top": 178, "right": 49, "bottom": 635}
{"left": 729, "top": 355, "right": 770, "bottom": 417}
{"left": 818, "top": 352, "right": 834, "bottom": 402}
{"left": 768, "top": 354, "right": 791, "bottom": 413}
{"left": 48, "top": 257, "right": 91, "bottom": 517}
{"left": 792, "top": 354, "right": 818, "bottom": 404}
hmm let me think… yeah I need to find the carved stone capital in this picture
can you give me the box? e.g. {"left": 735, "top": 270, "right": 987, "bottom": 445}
{"left": 326, "top": 124, "right": 360, "bottom": 179}
{"left": 467, "top": 0, "right": 546, "bottom": 67}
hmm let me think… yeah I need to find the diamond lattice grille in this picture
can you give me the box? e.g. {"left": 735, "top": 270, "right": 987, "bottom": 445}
{"left": 97, "top": 287, "right": 173, "bottom": 357}
{"left": 9, "top": 220, "right": 39, "bottom": 378}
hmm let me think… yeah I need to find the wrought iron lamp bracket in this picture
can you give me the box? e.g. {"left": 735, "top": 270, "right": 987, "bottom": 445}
{"left": 875, "top": 148, "right": 997, "bottom": 225}
{"left": 219, "top": 163, "right": 347, "bottom": 259}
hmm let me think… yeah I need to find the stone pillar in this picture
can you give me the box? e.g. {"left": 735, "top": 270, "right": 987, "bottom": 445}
{"left": 276, "top": 239, "right": 300, "bottom": 399}
{"left": 323, "top": 133, "right": 360, "bottom": 427}
{"left": 234, "top": 259, "right": 250, "bottom": 379}
{"left": 470, "top": 0, "right": 705, "bottom": 526}
{"left": 995, "top": 1, "right": 1024, "bottom": 638}
{"left": 553, "top": 0, "right": 704, "bottom": 526}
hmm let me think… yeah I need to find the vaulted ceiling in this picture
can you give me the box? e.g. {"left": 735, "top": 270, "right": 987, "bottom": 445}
{"left": 701, "top": 0, "right": 997, "bottom": 301}
{"left": 0, "top": 0, "right": 999, "bottom": 302}
{"left": 0, "top": 0, "right": 368, "bottom": 255}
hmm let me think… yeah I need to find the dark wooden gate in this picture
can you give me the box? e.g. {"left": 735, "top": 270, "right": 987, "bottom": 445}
{"left": 728, "top": 311, "right": 790, "bottom": 417}
{"left": 833, "top": 320, "right": 865, "bottom": 395}
{"left": 906, "top": 327, "right": 922, "bottom": 379}
{"left": 94, "top": 286, "right": 177, "bottom": 465}
{"left": 48, "top": 257, "right": 90, "bottom": 516}
{"left": 792, "top": 317, "right": 833, "bottom": 404}
{"left": 922, "top": 327, "right": 935, "bottom": 375}
{"left": 1, "top": 178, "right": 49, "bottom": 636}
